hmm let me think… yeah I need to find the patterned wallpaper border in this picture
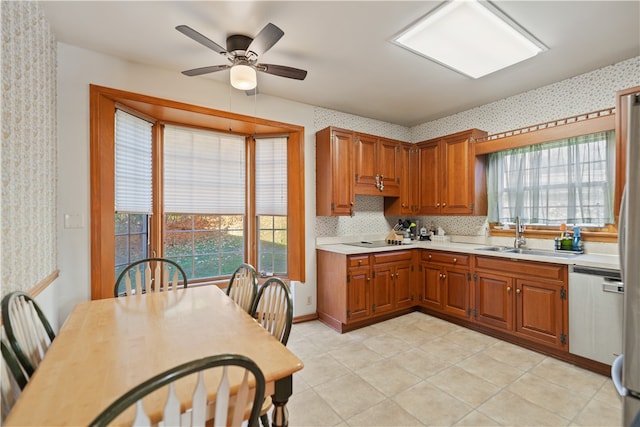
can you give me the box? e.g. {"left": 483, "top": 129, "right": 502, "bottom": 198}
{"left": 1, "top": 1, "right": 57, "bottom": 297}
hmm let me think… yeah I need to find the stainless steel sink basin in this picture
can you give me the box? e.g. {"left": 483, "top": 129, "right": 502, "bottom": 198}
{"left": 476, "top": 246, "right": 581, "bottom": 258}
{"left": 502, "top": 248, "right": 580, "bottom": 258}
{"left": 476, "top": 246, "right": 510, "bottom": 252}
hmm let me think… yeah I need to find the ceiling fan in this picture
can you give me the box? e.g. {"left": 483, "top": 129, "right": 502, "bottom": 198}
{"left": 176, "top": 23, "right": 307, "bottom": 91}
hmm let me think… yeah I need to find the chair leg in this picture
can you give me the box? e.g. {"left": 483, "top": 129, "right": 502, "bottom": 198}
{"left": 260, "top": 413, "right": 270, "bottom": 427}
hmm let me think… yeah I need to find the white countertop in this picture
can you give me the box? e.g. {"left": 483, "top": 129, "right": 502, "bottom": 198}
{"left": 316, "top": 239, "right": 620, "bottom": 270}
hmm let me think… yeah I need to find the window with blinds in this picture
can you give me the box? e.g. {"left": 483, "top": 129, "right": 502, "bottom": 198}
{"left": 114, "top": 109, "right": 153, "bottom": 277}
{"left": 256, "top": 137, "right": 288, "bottom": 274}
{"left": 163, "top": 125, "right": 247, "bottom": 280}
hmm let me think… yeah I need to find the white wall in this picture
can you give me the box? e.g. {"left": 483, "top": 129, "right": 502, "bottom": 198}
{"left": 55, "top": 42, "right": 319, "bottom": 322}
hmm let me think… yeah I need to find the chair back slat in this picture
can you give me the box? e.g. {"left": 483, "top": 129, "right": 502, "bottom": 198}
{"left": 163, "top": 383, "right": 180, "bottom": 425}
{"left": 191, "top": 371, "right": 207, "bottom": 425}
{"left": 214, "top": 365, "right": 230, "bottom": 427}
{"left": 132, "top": 400, "right": 150, "bottom": 426}
{"left": 114, "top": 258, "right": 188, "bottom": 297}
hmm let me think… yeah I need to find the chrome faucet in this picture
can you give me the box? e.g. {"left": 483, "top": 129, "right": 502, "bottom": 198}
{"left": 514, "top": 216, "right": 526, "bottom": 249}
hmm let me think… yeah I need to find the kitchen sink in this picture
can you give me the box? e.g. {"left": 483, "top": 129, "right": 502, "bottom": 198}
{"left": 476, "top": 246, "right": 580, "bottom": 258}
{"left": 476, "top": 246, "right": 511, "bottom": 252}
{"left": 502, "top": 248, "right": 580, "bottom": 258}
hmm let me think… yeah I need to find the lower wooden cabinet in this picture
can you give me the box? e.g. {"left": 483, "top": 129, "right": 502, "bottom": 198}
{"left": 473, "top": 256, "right": 568, "bottom": 350}
{"left": 418, "top": 251, "right": 471, "bottom": 320}
{"left": 317, "top": 249, "right": 415, "bottom": 332}
{"left": 317, "top": 248, "right": 569, "bottom": 353}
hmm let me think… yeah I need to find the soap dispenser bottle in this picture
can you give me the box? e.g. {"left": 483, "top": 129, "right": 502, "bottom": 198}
{"left": 572, "top": 226, "right": 583, "bottom": 252}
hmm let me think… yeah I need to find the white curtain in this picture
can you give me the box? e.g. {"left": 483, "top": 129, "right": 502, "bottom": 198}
{"left": 487, "top": 131, "right": 615, "bottom": 225}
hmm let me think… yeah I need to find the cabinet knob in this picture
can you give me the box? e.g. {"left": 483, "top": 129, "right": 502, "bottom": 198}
{"left": 428, "top": 254, "right": 432, "bottom": 261}
{"left": 396, "top": 273, "right": 399, "bottom": 278}
{"left": 442, "top": 274, "right": 446, "bottom": 279}
{"left": 516, "top": 288, "right": 521, "bottom": 294}
{"left": 507, "top": 286, "right": 512, "bottom": 292}
{"left": 358, "top": 260, "right": 362, "bottom": 266}
{"left": 453, "top": 258, "right": 457, "bottom": 264}
{"left": 402, "top": 203, "right": 407, "bottom": 208}
{"left": 442, "top": 202, "right": 447, "bottom": 207}
{"left": 367, "top": 277, "right": 370, "bottom": 282}
{"left": 436, "top": 203, "right": 440, "bottom": 207}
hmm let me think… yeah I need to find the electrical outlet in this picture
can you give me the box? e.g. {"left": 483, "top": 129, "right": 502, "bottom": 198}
{"left": 306, "top": 296, "right": 312, "bottom": 305}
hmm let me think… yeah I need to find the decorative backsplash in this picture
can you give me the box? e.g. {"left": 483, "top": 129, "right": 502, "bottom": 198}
{"left": 315, "top": 56, "right": 640, "bottom": 240}
{"left": 1, "top": 2, "right": 57, "bottom": 297}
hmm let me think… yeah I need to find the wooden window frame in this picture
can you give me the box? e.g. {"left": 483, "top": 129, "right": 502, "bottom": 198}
{"left": 475, "top": 109, "right": 620, "bottom": 243}
{"left": 90, "top": 85, "right": 305, "bottom": 300}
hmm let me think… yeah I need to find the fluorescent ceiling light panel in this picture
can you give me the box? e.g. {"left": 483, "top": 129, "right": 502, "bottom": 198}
{"left": 393, "top": 0, "right": 547, "bottom": 78}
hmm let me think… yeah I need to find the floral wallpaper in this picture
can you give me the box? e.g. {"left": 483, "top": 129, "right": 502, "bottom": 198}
{"left": 316, "top": 56, "right": 640, "bottom": 239}
{"left": 1, "top": 1, "right": 57, "bottom": 297}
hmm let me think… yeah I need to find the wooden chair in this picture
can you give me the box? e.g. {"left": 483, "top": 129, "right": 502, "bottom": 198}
{"left": 226, "top": 263, "right": 258, "bottom": 312}
{"left": 114, "top": 257, "right": 188, "bottom": 297}
{"left": 88, "top": 354, "right": 265, "bottom": 427}
{"left": 1, "top": 338, "right": 28, "bottom": 422}
{"left": 1, "top": 291, "right": 56, "bottom": 377}
{"left": 249, "top": 278, "right": 293, "bottom": 427}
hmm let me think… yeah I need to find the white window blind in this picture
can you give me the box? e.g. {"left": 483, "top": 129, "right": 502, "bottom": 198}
{"left": 163, "top": 125, "right": 245, "bottom": 214}
{"left": 255, "top": 137, "right": 288, "bottom": 215}
{"left": 115, "top": 109, "right": 153, "bottom": 213}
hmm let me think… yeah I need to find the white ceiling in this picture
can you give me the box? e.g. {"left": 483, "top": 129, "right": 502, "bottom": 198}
{"left": 42, "top": 1, "right": 640, "bottom": 127}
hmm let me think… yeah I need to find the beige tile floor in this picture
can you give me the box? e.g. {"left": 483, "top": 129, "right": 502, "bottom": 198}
{"left": 283, "top": 312, "right": 622, "bottom": 426}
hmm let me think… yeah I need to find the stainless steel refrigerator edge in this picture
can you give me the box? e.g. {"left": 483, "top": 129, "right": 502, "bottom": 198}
{"left": 615, "top": 92, "right": 640, "bottom": 426}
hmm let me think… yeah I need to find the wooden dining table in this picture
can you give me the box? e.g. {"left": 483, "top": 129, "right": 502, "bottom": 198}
{"left": 4, "top": 285, "right": 303, "bottom": 426}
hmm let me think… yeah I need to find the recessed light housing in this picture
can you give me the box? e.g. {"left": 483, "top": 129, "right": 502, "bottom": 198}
{"left": 392, "top": 0, "right": 548, "bottom": 79}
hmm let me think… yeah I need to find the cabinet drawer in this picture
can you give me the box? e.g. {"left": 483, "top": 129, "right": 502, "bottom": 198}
{"left": 421, "top": 251, "right": 469, "bottom": 267}
{"left": 348, "top": 255, "right": 370, "bottom": 268}
{"left": 474, "top": 256, "right": 566, "bottom": 281}
{"left": 373, "top": 250, "right": 413, "bottom": 264}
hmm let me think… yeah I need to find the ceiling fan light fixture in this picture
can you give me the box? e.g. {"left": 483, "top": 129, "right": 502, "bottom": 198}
{"left": 230, "top": 64, "right": 257, "bottom": 90}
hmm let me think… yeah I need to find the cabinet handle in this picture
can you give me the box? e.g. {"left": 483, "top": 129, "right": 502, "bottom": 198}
{"left": 516, "top": 288, "right": 521, "bottom": 294}
{"left": 507, "top": 286, "right": 512, "bottom": 292}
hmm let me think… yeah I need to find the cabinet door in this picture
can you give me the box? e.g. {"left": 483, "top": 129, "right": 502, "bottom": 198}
{"left": 371, "top": 264, "right": 394, "bottom": 316}
{"left": 347, "top": 266, "right": 371, "bottom": 322}
{"left": 417, "top": 141, "right": 441, "bottom": 215}
{"left": 419, "top": 262, "right": 443, "bottom": 310}
{"left": 378, "top": 138, "right": 400, "bottom": 194}
{"left": 441, "top": 135, "right": 473, "bottom": 214}
{"left": 331, "top": 130, "right": 355, "bottom": 215}
{"left": 394, "top": 262, "right": 413, "bottom": 309}
{"left": 515, "top": 279, "right": 567, "bottom": 349}
{"left": 442, "top": 268, "right": 471, "bottom": 319}
{"left": 354, "top": 134, "right": 378, "bottom": 192}
{"left": 475, "top": 271, "right": 514, "bottom": 332}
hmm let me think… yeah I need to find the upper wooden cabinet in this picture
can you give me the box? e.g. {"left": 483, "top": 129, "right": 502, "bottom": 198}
{"left": 354, "top": 134, "right": 400, "bottom": 196}
{"left": 384, "top": 143, "right": 419, "bottom": 215}
{"left": 316, "top": 127, "right": 355, "bottom": 216}
{"left": 417, "top": 128, "right": 488, "bottom": 215}
{"left": 316, "top": 126, "right": 404, "bottom": 216}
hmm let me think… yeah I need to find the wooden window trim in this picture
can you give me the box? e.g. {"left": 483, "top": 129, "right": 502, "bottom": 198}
{"left": 474, "top": 109, "right": 621, "bottom": 243}
{"left": 90, "top": 85, "right": 305, "bottom": 300}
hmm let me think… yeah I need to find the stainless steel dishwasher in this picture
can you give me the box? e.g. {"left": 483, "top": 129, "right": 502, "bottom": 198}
{"left": 569, "top": 265, "right": 624, "bottom": 365}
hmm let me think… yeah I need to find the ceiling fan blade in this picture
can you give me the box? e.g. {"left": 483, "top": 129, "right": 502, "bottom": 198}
{"left": 176, "top": 25, "right": 226, "bottom": 54}
{"left": 181, "top": 65, "right": 230, "bottom": 77}
{"left": 247, "top": 23, "right": 284, "bottom": 57}
{"left": 257, "top": 64, "right": 307, "bottom": 80}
